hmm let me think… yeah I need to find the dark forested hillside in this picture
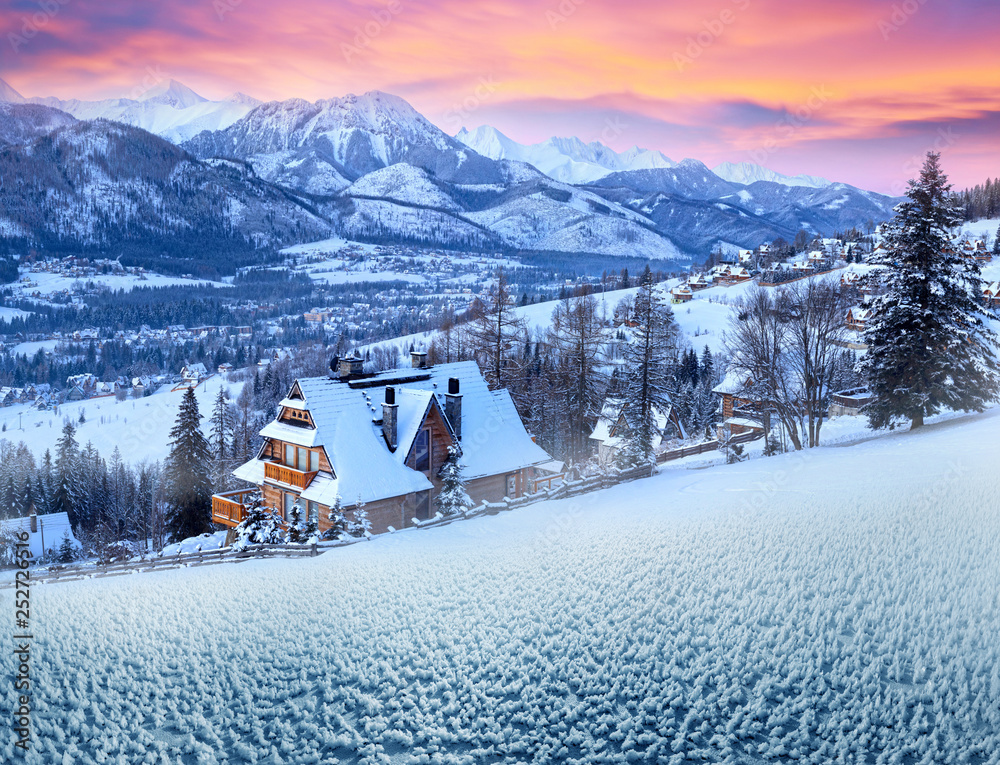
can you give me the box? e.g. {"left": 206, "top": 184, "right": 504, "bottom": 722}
{"left": 0, "top": 116, "right": 334, "bottom": 277}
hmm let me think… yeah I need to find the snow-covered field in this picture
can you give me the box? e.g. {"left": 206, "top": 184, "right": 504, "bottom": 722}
{"left": 0, "top": 375, "right": 241, "bottom": 465}
{"left": 6, "top": 407, "right": 999, "bottom": 763}
{"left": 0, "top": 306, "right": 32, "bottom": 323}
{"left": 13, "top": 270, "right": 231, "bottom": 298}
{"left": 959, "top": 217, "right": 999, "bottom": 241}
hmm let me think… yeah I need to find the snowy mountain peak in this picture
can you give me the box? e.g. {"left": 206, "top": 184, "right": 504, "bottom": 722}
{"left": 136, "top": 79, "right": 207, "bottom": 109}
{"left": 713, "top": 161, "right": 831, "bottom": 189}
{"left": 225, "top": 92, "right": 262, "bottom": 107}
{"left": 0, "top": 77, "right": 26, "bottom": 104}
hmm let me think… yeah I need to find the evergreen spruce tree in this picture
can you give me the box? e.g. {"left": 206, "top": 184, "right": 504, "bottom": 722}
{"left": 348, "top": 495, "right": 371, "bottom": 537}
{"left": 700, "top": 346, "right": 715, "bottom": 384}
{"left": 162, "top": 388, "right": 214, "bottom": 542}
{"left": 52, "top": 423, "right": 81, "bottom": 527}
{"left": 436, "top": 447, "right": 472, "bottom": 516}
{"left": 618, "top": 267, "right": 679, "bottom": 462}
{"left": 994, "top": 223, "right": 1000, "bottom": 256}
{"left": 284, "top": 500, "right": 308, "bottom": 544}
{"left": 58, "top": 531, "right": 76, "bottom": 563}
{"left": 859, "top": 153, "right": 1000, "bottom": 430}
{"left": 324, "top": 494, "right": 348, "bottom": 540}
{"left": 209, "top": 388, "right": 233, "bottom": 460}
{"left": 232, "top": 492, "right": 284, "bottom": 550}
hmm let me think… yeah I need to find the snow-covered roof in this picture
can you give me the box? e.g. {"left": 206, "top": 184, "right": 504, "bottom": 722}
{"left": 260, "top": 420, "right": 322, "bottom": 448}
{"left": 713, "top": 366, "right": 750, "bottom": 396}
{"left": 0, "top": 512, "right": 77, "bottom": 559}
{"left": 238, "top": 361, "right": 553, "bottom": 507}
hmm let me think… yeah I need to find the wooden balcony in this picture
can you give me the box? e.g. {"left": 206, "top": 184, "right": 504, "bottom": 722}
{"left": 212, "top": 489, "right": 257, "bottom": 527}
{"left": 264, "top": 461, "right": 318, "bottom": 490}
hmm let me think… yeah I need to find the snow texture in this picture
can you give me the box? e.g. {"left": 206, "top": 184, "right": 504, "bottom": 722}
{"left": 4, "top": 407, "right": 999, "bottom": 763}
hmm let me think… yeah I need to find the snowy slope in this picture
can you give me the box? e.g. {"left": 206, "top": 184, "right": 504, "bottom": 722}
{"left": 0, "top": 375, "right": 241, "bottom": 465}
{"left": 343, "top": 164, "right": 461, "bottom": 211}
{"left": 13, "top": 406, "right": 1000, "bottom": 763}
{"left": 0, "top": 77, "right": 26, "bottom": 103}
{"left": 713, "top": 160, "right": 831, "bottom": 188}
{"left": 456, "top": 125, "right": 675, "bottom": 184}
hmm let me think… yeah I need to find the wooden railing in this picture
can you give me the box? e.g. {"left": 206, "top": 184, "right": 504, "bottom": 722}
{"left": 532, "top": 473, "right": 564, "bottom": 493}
{"left": 264, "top": 461, "right": 318, "bottom": 490}
{"left": 212, "top": 489, "right": 256, "bottom": 526}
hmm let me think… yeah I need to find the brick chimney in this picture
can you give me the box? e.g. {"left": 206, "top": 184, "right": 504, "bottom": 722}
{"left": 383, "top": 387, "right": 398, "bottom": 451}
{"left": 338, "top": 352, "right": 364, "bottom": 379}
{"left": 411, "top": 350, "right": 428, "bottom": 369}
{"left": 445, "top": 377, "right": 462, "bottom": 441}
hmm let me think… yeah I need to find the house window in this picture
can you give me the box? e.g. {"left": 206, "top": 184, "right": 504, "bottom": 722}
{"left": 310, "top": 451, "right": 319, "bottom": 472}
{"left": 283, "top": 492, "right": 297, "bottom": 520}
{"left": 506, "top": 473, "right": 518, "bottom": 498}
{"left": 284, "top": 444, "right": 295, "bottom": 467}
{"left": 297, "top": 447, "right": 308, "bottom": 472}
{"left": 308, "top": 501, "right": 320, "bottom": 521}
{"left": 415, "top": 490, "right": 431, "bottom": 520}
{"left": 414, "top": 429, "right": 430, "bottom": 472}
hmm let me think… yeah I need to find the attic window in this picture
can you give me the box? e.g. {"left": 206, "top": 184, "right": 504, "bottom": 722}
{"left": 285, "top": 409, "right": 312, "bottom": 426}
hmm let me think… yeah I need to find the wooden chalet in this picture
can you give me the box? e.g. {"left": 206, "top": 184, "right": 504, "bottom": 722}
{"left": 845, "top": 306, "right": 872, "bottom": 332}
{"left": 670, "top": 285, "right": 694, "bottom": 303}
{"left": 213, "top": 353, "right": 558, "bottom": 535}
{"left": 687, "top": 273, "right": 713, "bottom": 291}
{"left": 712, "top": 367, "right": 768, "bottom": 437}
{"left": 983, "top": 281, "right": 1000, "bottom": 309}
{"left": 589, "top": 397, "right": 685, "bottom": 463}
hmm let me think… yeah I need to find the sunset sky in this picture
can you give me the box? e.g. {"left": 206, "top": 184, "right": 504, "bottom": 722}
{"left": 2, "top": 0, "right": 997, "bottom": 192}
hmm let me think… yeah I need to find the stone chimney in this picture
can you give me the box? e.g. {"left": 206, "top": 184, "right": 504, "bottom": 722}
{"left": 29, "top": 512, "right": 37, "bottom": 534}
{"left": 383, "top": 386, "right": 398, "bottom": 451}
{"left": 338, "top": 352, "right": 364, "bottom": 379}
{"left": 445, "top": 377, "right": 462, "bottom": 441}
{"left": 411, "top": 350, "right": 428, "bottom": 369}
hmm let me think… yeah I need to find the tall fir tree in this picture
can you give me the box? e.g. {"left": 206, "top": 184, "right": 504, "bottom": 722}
{"left": 859, "top": 152, "right": 1000, "bottom": 429}
{"left": 617, "top": 267, "right": 679, "bottom": 462}
{"left": 162, "top": 388, "right": 214, "bottom": 542}
{"left": 52, "top": 422, "right": 81, "bottom": 527}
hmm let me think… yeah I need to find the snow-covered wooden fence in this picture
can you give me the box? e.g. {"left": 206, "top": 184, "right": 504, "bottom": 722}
{"left": 657, "top": 439, "right": 721, "bottom": 463}
{"left": 0, "top": 539, "right": 361, "bottom": 589}
{"left": 411, "top": 462, "right": 655, "bottom": 531}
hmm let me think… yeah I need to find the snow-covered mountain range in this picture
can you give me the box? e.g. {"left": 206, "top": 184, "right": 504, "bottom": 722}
{"left": 455, "top": 126, "right": 675, "bottom": 184}
{"left": 712, "top": 161, "right": 831, "bottom": 189}
{"left": 0, "top": 77, "right": 258, "bottom": 144}
{"left": 0, "top": 77, "right": 900, "bottom": 264}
